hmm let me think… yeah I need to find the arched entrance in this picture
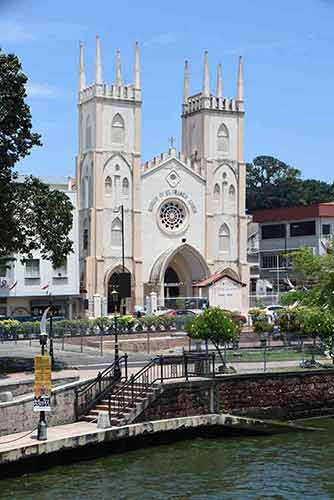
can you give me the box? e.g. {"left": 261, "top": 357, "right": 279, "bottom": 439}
{"left": 149, "top": 244, "right": 210, "bottom": 306}
{"left": 107, "top": 272, "right": 121, "bottom": 314}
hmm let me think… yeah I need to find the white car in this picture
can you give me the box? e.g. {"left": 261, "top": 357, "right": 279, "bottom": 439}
{"left": 264, "top": 305, "right": 285, "bottom": 322}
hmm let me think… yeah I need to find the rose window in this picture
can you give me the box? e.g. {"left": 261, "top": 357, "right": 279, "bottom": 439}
{"left": 159, "top": 200, "right": 186, "bottom": 231}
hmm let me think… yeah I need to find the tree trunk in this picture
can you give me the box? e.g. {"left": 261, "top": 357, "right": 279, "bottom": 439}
{"left": 213, "top": 341, "right": 226, "bottom": 367}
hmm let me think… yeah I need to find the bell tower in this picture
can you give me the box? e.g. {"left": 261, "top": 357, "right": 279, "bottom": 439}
{"left": 76, "top": 36, "right": 142, "bottom": 316}
{"left": 181, "top": 53, "right": 249, "bottom": 311}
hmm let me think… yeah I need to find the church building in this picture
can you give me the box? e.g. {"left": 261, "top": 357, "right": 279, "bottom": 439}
{"left": 76, "top": 36, "right": 249, "bottom": 317}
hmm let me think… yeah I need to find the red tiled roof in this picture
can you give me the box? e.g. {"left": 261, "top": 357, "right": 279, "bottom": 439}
{"left": 253, "top": 202, "right": 334, "bottom": 223}
{"left": 193, "top": 270, "right": 246, "bottom": 288}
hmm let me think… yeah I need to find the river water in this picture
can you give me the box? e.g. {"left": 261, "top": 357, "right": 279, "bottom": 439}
{"left": 1, "top": 418, "right": 334, "bottom": 500}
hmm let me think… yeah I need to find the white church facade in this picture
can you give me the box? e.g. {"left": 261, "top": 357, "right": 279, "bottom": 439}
{"left": 76, "top": 37, "right": 249, "bottom": 317}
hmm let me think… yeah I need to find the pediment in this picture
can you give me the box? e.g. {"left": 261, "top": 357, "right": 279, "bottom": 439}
{"left": 142, "top": 157, "right": 205, "bottom": 184}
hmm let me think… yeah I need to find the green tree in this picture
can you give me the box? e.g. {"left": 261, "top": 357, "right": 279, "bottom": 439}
{"left": 185, "top": 308, "right": 238, "bottom": 367}
{"left": 0, "top": 49, "right": 73, "bottom": 267}
{"left": 246, "top": 155, "right": 334, "bottom": 212}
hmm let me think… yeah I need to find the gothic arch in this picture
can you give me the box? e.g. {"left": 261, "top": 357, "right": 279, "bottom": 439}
{"left": 217, "top": 123, "right": 229, "bottom": 153}
{"left": 219, "top": 223, "right": 230, "bottom": 253}
{"left": 111, "top": 113, "right": 125, "bottom": 144}
{"left": 111, "top": 217, "right": 122, "bottom": 247}
{"left": 214, "top": 183, "right": 220, "bottom": 201}
{"left": 85, "top": 116, "right": 92, "bottom": 149}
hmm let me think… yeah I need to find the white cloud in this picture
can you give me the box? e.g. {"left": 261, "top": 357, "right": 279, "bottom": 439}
{"left": 143, "top": 32, "right": 179, "bottom": 48}
{"left": 0, "top": 20, "right": 35, "bottom": 43}
{"left": 26, "top": 83, "right": 62, "bottom": 99}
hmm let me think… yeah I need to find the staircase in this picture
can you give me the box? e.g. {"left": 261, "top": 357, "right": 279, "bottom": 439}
{"left": 79, "top": 352, "right": 216, "bottom": 427}
{"left": 82, "top": 381, "right": 163, "bottom": 426}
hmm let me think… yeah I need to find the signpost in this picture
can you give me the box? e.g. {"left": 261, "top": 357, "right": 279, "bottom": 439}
{"left": 33, "top": 355, "right": 52, "bottom": 413}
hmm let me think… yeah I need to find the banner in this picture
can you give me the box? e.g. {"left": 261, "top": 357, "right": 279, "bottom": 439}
{"left": 33, "top": 355, "right": 52, "bottom": 412}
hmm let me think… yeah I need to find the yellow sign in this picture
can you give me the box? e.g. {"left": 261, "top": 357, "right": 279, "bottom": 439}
{"left": 34, "top": 355, "right": 52, "bottom": 411}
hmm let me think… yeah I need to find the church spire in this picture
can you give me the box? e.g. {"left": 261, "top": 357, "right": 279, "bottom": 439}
{"left": 183, "top": 60, "right": 189, "bottom": 103}
{"left": 79, "top": 41, "right": 86, "bottom": 91}
{"left": 134, "top": 42, "right": 140, "bottom": 89}
{"left": 237, "top": 56, "right": 244, "bottom": 102}
{"left": 95, "top": 35, "right": 102, "bottom": 84}
{"left": 216, "top": 63, "right": 222, "bottom": 98}
{"left": 116, "top": 48, "right": 123, "bottom": 85}
{"left": 202, "top": 50, "right": 210, "bottom": 98}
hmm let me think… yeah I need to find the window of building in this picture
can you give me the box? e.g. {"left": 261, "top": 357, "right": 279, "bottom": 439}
{"left": 111, "top": 114, "right": 125, "bottom": 144}
{"left": 290, "top": 220, "right": 315, "bottom": 237}
{"left": 261, "top": 254, "right": 291, "bottom": 269}
{"left": 111, "top": 218, "right": 122, "bottom": 247}
{"left": 105, "top": 176, "right": 112, "bottom": 193}
{"left": 25, "top": 259, "right": 40, "bottom": 278}
{"left": 261, "top": 224, "right": 286, "bottom": 240}
{"left": 322, "top": 224, "right": 331, "bottom": 235}
{"left": 217, "top": 124, "right": 229, "bottom": 153}
{"left": 229, "top": 184, "right": 236, "bottom": 209}
{"left": 122, "top": 177, "right": 129, "bottom": 196}
{"left": 219, "top": 224, "right": 230, "bottom": 253}
{"left": 85, "top": 116, "right": 92, "bottom": 149}
{"left": 214, "top": 183, "right": 220, "bottom": 201}
{"left": 83, "top": 229, "right": 88, "bottom": 250}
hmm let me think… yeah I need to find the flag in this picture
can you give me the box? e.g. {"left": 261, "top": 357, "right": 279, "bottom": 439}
{"left": 41, "top": 283, "right": 49, "bottom": 290}
{"left": 9, "top": 280, "right": 17, "bottom": 290}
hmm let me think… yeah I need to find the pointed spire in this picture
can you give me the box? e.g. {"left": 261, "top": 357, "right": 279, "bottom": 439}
{"left": 237, "top": 56, "right": 244, "bottom": 101}
{"left": 202, "top": 50, "right": 210, "bottom": 98}
{"left": 183, "top": 60, "right": 189, "bottom": 103}
{"left": 134, "top": 41, "right": 140, "bottom": 89}
{"left": 216, "top": 63, "right": 222, "bottom": 98}
{"left": 116, "top": 48, "right": 123, "bottom": 85}
{"left": 95, "top": 35, "right": 102, "bottom": 84}
{"left": 79, "top": 41, "right": 86, "bottom": 91}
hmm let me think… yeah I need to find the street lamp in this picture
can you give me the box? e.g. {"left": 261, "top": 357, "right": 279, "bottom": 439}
{"left": 113, "top": 204, "right": 126, "bottom": 315}
{"left": 37, "top": 330, "right": 48, "bottom": 441}
{"left": 111, "top": 288, "right": 121, "bottom": 379}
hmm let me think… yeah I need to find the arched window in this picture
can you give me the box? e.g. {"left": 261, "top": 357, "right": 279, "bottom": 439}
{"left": 122, "top": 177, "right": 129, "bottom": 196}
{"left": 219, "top": 224, "right": 230, "bottom": 253}
{"left": 105, "top": 176, "right": 112, "bottom": 193}
{"left": 85, "top": 116, "right": 92, "bottom": 149}
{"left": 214, "top": 183, "right": 220, "bottom": 201}
{"left": 111, "top": 218, "right": 122, "bottom": 247}
{"left": 217, "top": 124, "right": 229, "bottom": 153}
{"left": 111, "top": 113, "right": 125, "bottom": 144}
{"left": 229, "top": 184, "right": 236, "bottom": 210}
{"left": 82, "top": 175, "right": 89, "bottom": 209}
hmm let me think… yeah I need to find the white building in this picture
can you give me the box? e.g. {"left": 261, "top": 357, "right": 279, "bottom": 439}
{"left": 0, "top": 178, "right": 80, "bottom": 319}
{"left": 77, "top": 37, "right": 249, "bottom": 317}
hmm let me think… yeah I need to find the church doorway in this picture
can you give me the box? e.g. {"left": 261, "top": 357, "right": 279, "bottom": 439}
{"left": 107, "top": 272, "right": 121, "bottom": 314}
{"left": 164, "top": 267, "right": 181, "bottom": 299}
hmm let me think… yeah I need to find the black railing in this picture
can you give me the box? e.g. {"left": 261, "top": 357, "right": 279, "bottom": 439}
{"left": 75, "top": 354, "right": 128, "bottom": 420}
{"left": 108, "top": 352, "right": 215, "bottom": 423}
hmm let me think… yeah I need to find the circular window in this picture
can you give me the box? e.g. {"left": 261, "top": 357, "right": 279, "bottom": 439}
{"left": 159, "top": 200, "right": 188, "bottom": 233}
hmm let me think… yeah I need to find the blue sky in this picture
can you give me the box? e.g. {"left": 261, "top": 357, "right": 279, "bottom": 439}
{"left": 1, "top": 0, "right": 333, "bottom": 181}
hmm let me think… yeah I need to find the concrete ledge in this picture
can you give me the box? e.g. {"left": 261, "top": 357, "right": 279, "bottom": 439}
{"left": 0, "top": 413, "right": 321, "bottom": 478}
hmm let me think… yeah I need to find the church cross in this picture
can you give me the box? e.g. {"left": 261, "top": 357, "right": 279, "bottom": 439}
{"left": 169, "top": 136, "right": 175, "bottom": 149}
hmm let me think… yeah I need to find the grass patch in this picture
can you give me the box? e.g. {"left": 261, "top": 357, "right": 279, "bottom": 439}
{"left": 226, "top": 349, "right": 327, "bottom": 363}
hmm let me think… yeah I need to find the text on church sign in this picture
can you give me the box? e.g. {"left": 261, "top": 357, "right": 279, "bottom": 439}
{"left": 148, "top": 189, "right": 197, "bottom": 213}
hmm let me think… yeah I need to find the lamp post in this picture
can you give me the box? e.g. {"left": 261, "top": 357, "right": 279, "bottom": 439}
{"left": 114, "top": 204, "right": 126, "bottom": 315}
{"left": 48, "top": 295, "right": 54, "bottom": 369}
{"left": 111, "top": 288, "right": 121, "bottom": 379}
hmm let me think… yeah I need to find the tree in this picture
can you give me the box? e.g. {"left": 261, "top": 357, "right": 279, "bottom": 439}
{"left": 246, "top": 155, "right": 334, "bottom": 212}
{"left": 246, "top": 156, "right": 303, "bottom": 212}
{"left": 0, "top": 49, "right": 73, "bottom": 267}
{"left": 185, "top": 308, "right": 238, "bottom": 367}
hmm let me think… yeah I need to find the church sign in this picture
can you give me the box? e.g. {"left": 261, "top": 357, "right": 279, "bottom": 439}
{"left": 148, "top": 189, "right": 197, "bottom": 213}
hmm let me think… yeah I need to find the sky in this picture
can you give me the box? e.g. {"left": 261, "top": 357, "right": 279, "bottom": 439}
{"left": 0, "top": 0, "right": 333, "bottom": 181}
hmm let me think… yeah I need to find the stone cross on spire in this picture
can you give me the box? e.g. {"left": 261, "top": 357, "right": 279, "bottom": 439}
{"left": 169, "top": 136, "right": 176, "bottom": 149}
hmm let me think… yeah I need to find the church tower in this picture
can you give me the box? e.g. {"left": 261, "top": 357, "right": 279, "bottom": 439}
{"left": 181, "top": 53, "right": 249, "bottom": 310}
{"left": 76, "top": 37, "right": 142, "bottom": 315}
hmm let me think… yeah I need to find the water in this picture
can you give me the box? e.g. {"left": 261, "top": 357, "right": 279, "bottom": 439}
{"left": 1, "top": 419, "right": 334, "bottom": 500}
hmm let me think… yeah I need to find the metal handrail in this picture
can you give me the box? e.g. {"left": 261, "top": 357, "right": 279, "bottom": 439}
{"left": 108, "top": 352, "right": 215, "bottom": 423}
{"left": 75, "top": 354, "right": 128, "bottom": 419}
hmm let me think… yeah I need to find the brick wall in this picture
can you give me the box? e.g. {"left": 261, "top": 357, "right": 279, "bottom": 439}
{"left": 137, "top": 370, "right": 334, "bottom": 423}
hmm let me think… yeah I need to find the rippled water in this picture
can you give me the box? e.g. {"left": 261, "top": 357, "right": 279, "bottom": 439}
{"left": 1, "top": 418, "right": 334, "bottom": 500}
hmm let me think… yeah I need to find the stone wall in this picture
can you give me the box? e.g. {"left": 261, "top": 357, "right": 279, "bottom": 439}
{"left": 0, "top": 376, "right": 78, "bottom": 398}
{"left": 0, "top": 378, "right": 93, "bottom": 436}
{"left": 136, "top": 370, "right": 334, "bottom": 423}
